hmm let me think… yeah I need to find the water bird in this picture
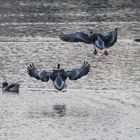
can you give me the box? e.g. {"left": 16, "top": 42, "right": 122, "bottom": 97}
{"left": 2, "top": 82, "right": 20, "bottom": 93}
{"left": 27, "top": 62, "right": 90, "bottom": 91}
{"left": 134, "top": 39, "right": 140, "bottom": 42}
{"left": 59, "top": 28, "right": 118, "bottom": 56}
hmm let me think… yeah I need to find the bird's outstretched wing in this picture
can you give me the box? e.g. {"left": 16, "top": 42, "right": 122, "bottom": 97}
{"left": 27, "top": 63, "right": 51, "bottom": 82}
{"left": 104, "top": 28, "right": 118, "bottom": 47}
{"left": 66, "top": 61, "right": 90, "bottom": 80}
{"left": 59, "top": 32, "right": 91, "bottom": 44}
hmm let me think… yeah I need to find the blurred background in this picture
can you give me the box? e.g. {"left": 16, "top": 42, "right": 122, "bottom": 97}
{"left": 0, "top": 0, "right": 139, "bottom": 39}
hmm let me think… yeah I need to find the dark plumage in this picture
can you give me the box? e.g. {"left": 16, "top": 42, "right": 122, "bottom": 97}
{"left": 134, "top": 39, "right": 140, "bottom": 42}
{"left": 27, "top": 62, "right": 90, "bottom": 91}
{"left": 59, "top": 32, "right": 91, "bottom": 44}
{"left": 103, "top": 27, "right": 118, "bottom": 48}
{"left": 2, "top": 82, "right": 20, "bottom": 93}
{"left": 59, "top": 28, "right": 118, "bottom": 55}
{"left": 67, "top": 61, "right": 90, "bottom": 80}
{"left": 27, "top": 63, "right": 50, "bottom": 82}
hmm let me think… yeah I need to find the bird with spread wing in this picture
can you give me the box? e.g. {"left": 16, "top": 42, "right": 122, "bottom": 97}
{"left": 59, "top": 28, "right": 118, "bottom": 56}
{"left": 27, "top": 62, "right": 90, "bottom": 91}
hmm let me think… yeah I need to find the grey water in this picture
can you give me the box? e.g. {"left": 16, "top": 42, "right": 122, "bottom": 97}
{"left": 0, "top": 0, "right": 140, "bottom": 140}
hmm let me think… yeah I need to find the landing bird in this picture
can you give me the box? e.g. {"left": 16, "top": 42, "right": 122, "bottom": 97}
{"left": 2, "top": 82, "right": 20, "bottom": 93}
{"left": 27, "top": 62, "right": 90, "bottom": 91}
{"left": 59, "top": 28, "right": 118, "bottom": 56}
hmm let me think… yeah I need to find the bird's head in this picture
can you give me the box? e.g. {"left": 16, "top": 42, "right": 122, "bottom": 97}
{"left": 89, "top": 31, "right": 93, "bottom": 34}
{"left": 2, "top": 82, "right": 8, "bottom": 89}
{"left": 115, "top": 27, "right": 118, "bottom": 32}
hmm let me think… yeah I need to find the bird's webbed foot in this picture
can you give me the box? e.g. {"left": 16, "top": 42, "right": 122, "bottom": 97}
{"left": 103, "top": 50, "right": 109, "bottom": 56}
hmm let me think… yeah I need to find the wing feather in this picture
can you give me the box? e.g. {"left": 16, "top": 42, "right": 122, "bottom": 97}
{"left": 27, "top": 63, "right": 51, "bottom": 82}
{"left": 59, "top": 32, "right": 91, "bottom": 44}
{"left": 67, "top": 61, "right": 90, "bottom": 80}
{"left": 104, "top": 28, "right": 118, "bottom": 47}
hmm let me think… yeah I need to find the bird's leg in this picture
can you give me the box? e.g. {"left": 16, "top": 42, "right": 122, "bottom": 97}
{"left": 103, "top": 49, "right": 109, "bottom": 56}
{"left": 91, "top": 45, "right": 98, "bottom": 55}
{"left": 93, "top": 48, "right": 98, "bottom": 55}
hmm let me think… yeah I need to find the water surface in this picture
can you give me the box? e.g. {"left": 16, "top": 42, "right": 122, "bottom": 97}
{"left": 0, "top": 0, "right": 140, "bottom": 140}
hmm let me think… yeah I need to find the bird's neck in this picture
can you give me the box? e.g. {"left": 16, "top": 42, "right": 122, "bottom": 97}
{"left": 57, "top": 64, "right": 60, "bottom": 69}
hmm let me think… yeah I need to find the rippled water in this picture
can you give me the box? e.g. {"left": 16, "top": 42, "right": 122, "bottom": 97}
{"left": 0, "top": 1, "right": 140, "bottom": 140}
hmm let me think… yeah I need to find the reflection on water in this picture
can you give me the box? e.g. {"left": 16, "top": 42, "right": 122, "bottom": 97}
{"left": 53, "top": 104, "right": 66, "bottom": 117}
